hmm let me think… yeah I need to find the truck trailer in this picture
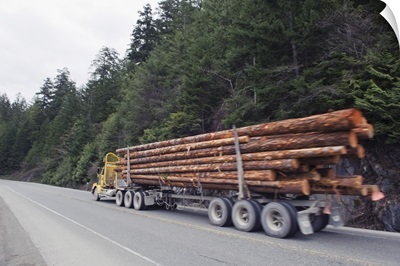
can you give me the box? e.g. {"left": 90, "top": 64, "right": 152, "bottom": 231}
{"left": 91, "top": 108, "right": 382, "bottom": 238}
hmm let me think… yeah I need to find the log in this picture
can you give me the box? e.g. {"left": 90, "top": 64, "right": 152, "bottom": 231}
{"left": 130, "top": 136, "right": 250, "bottom": 158}
{"left": 250, "top": 179, "right": 310, "bottom": 195}
{"left": 124, "top": 159, "right": 300, "bottom": 175}
{"left": 238, "top": 131, "right": 357, "bottom": 154}
{"left": 116, "top": 108, "right": 363, "bottom": 153}
{"left": 128, "top": 170, "right": 277, "bottom": 181}
{"left": 122, "top": 171, "right": 277, "bottom": 182}
{"left": 352, "top": 124, "right": 374, "bottom": 139}
{"left": 316, "top": 176, "right": 363, "bottom": 189}
{"left": 122, "top": 146, "right": 347, "bottom": 165}
{"left": 120, "top": 146, "right": 347, "bottom": 169}
{"left": 277, "top": 171, "right": 321, "bottom": 181}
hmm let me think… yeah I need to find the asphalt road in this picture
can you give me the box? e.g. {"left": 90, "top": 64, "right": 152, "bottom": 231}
{"left": 1, "top": 179, "right": 400, "bottom": 266}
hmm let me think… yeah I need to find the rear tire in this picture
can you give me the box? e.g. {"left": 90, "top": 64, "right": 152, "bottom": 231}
{"left": 208, "top": 198, "right": 232, "bottom": 227}
{"left": 133, "top": 191, "right": 146, "bottom": 210}
{"left": 261, "top": 202, "right": 292, "bottom": 238}
{"left": 124, "top": 191, "right": 134, "bottom": 208}
{"left": 116, "top": 190, "right": 125, "bottom": 207}
{"left": 279, "top": 202, "right": 299, "bottom": 237}
{"left": 311, "top": 213, "right": 330, "bottom": 232}
{"left": 232, "top": 200, "right": 260, "bottom": 232}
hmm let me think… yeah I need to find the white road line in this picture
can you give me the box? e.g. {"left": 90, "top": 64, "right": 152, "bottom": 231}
{"left": 5, "top": 186, "right": 161, "bottom": 266}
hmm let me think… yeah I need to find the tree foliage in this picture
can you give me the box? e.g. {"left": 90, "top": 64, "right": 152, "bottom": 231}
{"left": 0, "top": 0, "right": 398, "bottom": 188}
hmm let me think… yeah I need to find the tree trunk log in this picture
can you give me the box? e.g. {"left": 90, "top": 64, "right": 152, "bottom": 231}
{"left": 116, "top": 108, "right": 363, "bottom": 153}
{"left": 123, "top": 159, "right": 299, "bottom": 175}
{"left": 315, "top": 175, "right": 363, "bottom": 189}
{"left": 121, "top": 146, "right": 347, "bottom": 165}
{"left": 120, "top": 146, "right": 347, "bottom": 169}
{"left": 124, "top": 170, "right": 276, "bottom": 182}
{"left": 250, "top": 179, "right": 310, "bottom": 195}
{"left": 352, "top": 124, "right": 374, "bottom": 139}
{"left": 130, "top": 136, "right": 249, "bottom": 158}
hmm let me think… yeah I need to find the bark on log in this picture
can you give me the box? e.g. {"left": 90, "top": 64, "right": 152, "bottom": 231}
{"left": 130, "top": 136, "right": 249, "bottom": 158}
{"left": 121, "top": 146, "right": 347, "bottom": 169}
{"left": 122, "top": 146, "right": 347, "bottom": 165}
{"left": 116, "top": 108, "right": 363, "bottom": 153}
{"left": 250, "top": 179, "right": 310, "bottom": 195}
{"left": 237, "top": 131, "right": 357, "bottom": 154}
{"left": 124, "top": 159, "right": 299, "bottom": 175}
{"left": 314, "top": 175, "right": 363, "bottom": 189}
{"left": 126, "top": 170, "right": 276, "bottom": 181}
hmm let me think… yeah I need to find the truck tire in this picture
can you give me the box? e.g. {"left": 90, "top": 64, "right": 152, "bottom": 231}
{"left": 231, "top": 200, "right": 260, "bottom": 232}
{"left": 93, "top": 188, "right": 100, "bottom": 201}
{"left": 208, "top": 198, "right": 232, "bottom": 227}
{"left": 116, "top": 190, "right": 125, "bottom": 207}
{"left": 311, "top": 213, "right": 330, "bottom": 232}
{"left": 124, "top": 191, "right": 134, "bottom": 208}
{"left": 261, "top": 202, "right": 292, "bottom": 238}
{"left": 279, "top": 201, "right": 299, "bottom": 237}
{"left": 133, "top": 191, "right": 146, "bottom": 210}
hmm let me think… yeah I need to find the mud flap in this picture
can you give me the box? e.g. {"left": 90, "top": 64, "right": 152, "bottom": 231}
{"left": 297, "top": 212, "right": 314, "bottom": 235}
{"left": 329, "top": 206, "right": 344, "bottom": 227}
{"left": 296, "top": 201, "right": 321, "bottom": 235}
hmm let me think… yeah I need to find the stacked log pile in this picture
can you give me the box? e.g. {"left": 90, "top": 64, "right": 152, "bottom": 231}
{"left": 115, "top": 108, "right": 380, "bottom": 196}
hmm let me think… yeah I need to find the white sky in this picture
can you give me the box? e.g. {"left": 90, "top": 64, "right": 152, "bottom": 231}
{"left": 0, "top": 1, "right": 399, "bottom": 103}
{"left": 0, "top": 0, "right": 159, "bottom": 102}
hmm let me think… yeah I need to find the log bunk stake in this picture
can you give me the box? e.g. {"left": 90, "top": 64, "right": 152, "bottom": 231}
{"left": 115, "top": 108, "right": 381, "bottom": 198}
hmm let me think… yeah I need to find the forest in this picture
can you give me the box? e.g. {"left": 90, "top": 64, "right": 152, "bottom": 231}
{"left": 0, "top": 0, "right": 399, "bottom": 193}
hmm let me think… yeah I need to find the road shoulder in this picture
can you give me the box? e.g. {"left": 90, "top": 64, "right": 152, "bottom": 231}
{"left": 0, "top": 196, "right": 46, "bottom": 266}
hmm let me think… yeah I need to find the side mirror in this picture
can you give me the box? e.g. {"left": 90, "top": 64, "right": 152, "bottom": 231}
{"left": 97, "top": 167, "right": 101, "bottom": 174}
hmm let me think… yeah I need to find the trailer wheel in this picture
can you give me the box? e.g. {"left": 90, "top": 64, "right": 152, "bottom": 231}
{"left": 249, "top": 200, "right": 263, "bottom": 231}
{"left": 93, "top": 188, "right": 100, "bottom": 201}
{"left": 208, "top": 198, "right": 232, "bottom": 227}
{"left": 116, "top": 190, "right": 125, "bottom": 207}
{"left": 261, "top": 202, "right": 292, "bottom": 238}
{"left": 124, "top": 191, "right": 134, "bottom": 208}
{"left": 311, "top": 213, "right": 330, "bottom": 232}
{"left": 133, "top": 191, "right": 146, "bottom": 210}
{"left": 279, "top": 202, "right": 299, "bottom": 237}
{"left": 232, "top": 200, "right": 260, "bottom": 232}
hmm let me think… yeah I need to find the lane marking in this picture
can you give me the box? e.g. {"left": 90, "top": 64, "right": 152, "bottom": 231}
{"left": 4, "top": 186, "right": 161, "bottom": 266}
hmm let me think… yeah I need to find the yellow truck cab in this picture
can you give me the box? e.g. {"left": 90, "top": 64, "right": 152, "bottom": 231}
{"left": 91, "top": 152, "right": 125, "bottom": 200}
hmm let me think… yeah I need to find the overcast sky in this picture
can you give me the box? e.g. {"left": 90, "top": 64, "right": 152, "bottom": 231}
{"left": 1, "top": 1, "right": 399, "bottom": 103}
{"left": 0, "top": 0, "right": 159, "bottom": 102}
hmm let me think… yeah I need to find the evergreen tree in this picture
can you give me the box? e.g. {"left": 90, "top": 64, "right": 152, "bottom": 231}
{"left": 84, "top": 46, "right": 121, "bottom": 124}
{"left": 127, "top": 4, "right": 159, "bottom": 64}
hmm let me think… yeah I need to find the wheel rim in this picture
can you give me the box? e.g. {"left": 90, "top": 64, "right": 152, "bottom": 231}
{"left": 267, "top": 210, "right": 284, "bottom": 231}
{"left": 236, "top": 207, "right": 250, "bottom": 226}
{"left": 212, "top": 205, "right": 223, "bottom": 220}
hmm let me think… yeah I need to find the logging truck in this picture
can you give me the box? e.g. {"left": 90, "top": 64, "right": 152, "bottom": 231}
{"left": 91, "top": 108, "right": 383, "bottom": 238}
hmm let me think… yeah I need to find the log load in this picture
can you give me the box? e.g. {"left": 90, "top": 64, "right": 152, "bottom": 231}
{"left": 116, "top": 108, "right": 381, "bottom": 197}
